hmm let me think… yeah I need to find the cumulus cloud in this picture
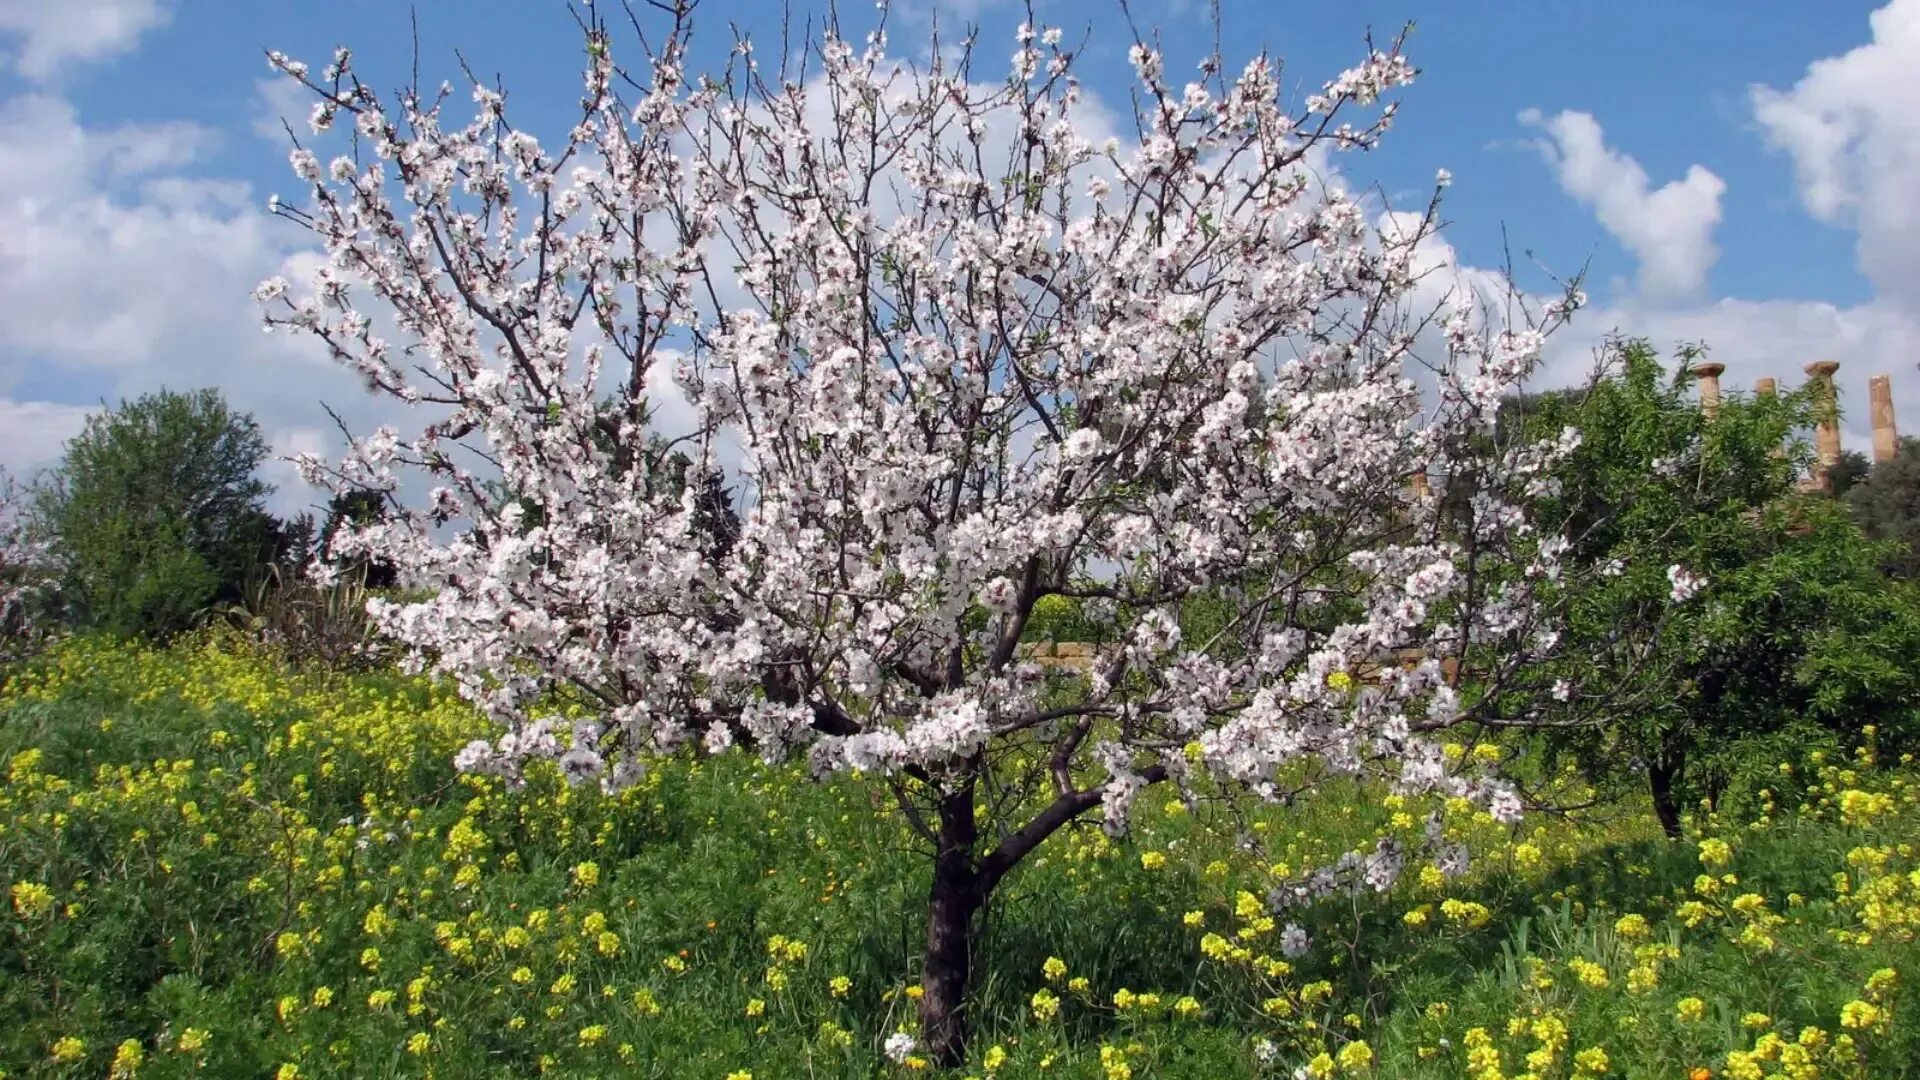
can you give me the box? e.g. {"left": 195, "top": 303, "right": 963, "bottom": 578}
{"left": 1377, "top": 208, "right": 1520, "bottom": 319}
{"left": 1519, "top": 108, "right": 1727, "bottom": 302}
{"left": 1751, "top": 0, "right": 1920, "bottom": 310}
{"left": 252, "top": 75, "right": 312, "bottom": 143}
{"left": 0, "top": 0, "right": 169, "bottom": 80}
{"left": 1488, "top": 3, "right": 1920, "bottom": 456}
{"left": 0, "top": 92, "right": 404, "bottom": 517}
{"left": 0, "top": 398, "right": 90, "bottom": 477}
{"left": 1542, "top": 296, "right": 1920, "bottom": 457}
{"left": 894, "top": 0, "right": 1011, "bottom": 30}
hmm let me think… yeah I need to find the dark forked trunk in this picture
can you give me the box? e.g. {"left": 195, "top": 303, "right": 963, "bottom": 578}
{"left": 913, "top": 764, "right": 1165, "bottom": 1064}
{"left": 920, "top": 785, "right": 982, "bottom": 1067}
{"left": 1649, "top": 744, "right": 1686, "bottom": 841}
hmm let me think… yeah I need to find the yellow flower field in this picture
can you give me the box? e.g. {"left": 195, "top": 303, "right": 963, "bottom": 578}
{"left": 2, "top": 635, "right": 1916, "bottom": 1077}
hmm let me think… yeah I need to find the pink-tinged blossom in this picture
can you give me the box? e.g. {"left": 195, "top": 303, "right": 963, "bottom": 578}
{"left": 1061, "top": 428, "right": 1104, "bottom": 462}
{"left": 1486, "top": 787, "right": 1525, "bottom": 825}
{"left": 1667, "top": 564, "right": 1705, "bottom": 602}
{"left": 979, "top": 577, "right": 1019, "bottom": 614}
{"left": 287, "top": 148, "right": 319, "bottom": 181}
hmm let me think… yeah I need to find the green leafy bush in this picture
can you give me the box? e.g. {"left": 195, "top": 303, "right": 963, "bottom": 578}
{"left": 1848, "top": 437, "right": 1920, "bottom": 579}
{"left": 1505, "top": 339, "right": 1920, "bottom": 836}
{"left": 32, "top": 390, "right": 278, "bottom": 640}
{"left": 1023, "top": 594, "right": 1095, "bottom": 642}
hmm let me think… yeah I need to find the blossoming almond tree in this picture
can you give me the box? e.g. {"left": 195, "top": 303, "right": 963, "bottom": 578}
{"left": 261, "top": 2, "right": 1632, "bottom": 1060}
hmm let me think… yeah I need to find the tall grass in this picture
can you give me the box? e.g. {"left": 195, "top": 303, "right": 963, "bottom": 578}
{"left": 2, "top": 637, "right": 1916, "bottom": 1077}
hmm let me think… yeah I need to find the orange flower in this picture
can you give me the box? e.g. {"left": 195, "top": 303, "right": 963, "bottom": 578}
{"left": 1690, "top": 1069, "right": 1713, "bottom": 1080}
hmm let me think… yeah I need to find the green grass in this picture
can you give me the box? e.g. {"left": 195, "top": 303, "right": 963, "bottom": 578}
{"left": 2, "top": 636, "right": 1918, "bottom": 1078}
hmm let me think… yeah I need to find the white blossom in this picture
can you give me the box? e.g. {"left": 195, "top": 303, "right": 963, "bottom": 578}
{"left": 883, "top": 1032, "right": 918, "bottom": 1064}
{"left": 1667, "top": 564, "right": 1705, "bottom": 602}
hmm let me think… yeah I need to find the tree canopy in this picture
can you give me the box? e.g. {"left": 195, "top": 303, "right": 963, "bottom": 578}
{"left": 33, "top": 389, "right": 277, "bottom": 639}
{"left": 1504, "top": 340, "right": 1920, "bottom": 836}
{"left": 1848, "top": 437, "right": 1920, "bottom": 579}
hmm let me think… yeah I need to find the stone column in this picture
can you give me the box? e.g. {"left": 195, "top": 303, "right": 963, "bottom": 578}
{"left": 1753, "top": 377, "right": 1787, "bottom": 462}
{"left": 1870, "top": 374, "right": 1900, "bottom": 464}
{"left": 1692, "top": 361, "right": 1725, "bottom": 420}
{"left": 1806, "top": 360, "right": 1842, "bottom": 491}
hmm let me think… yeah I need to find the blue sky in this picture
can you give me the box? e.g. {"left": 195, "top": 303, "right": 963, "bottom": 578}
{"left": 2, "top": 0, "right": 1918, "bottom": 512}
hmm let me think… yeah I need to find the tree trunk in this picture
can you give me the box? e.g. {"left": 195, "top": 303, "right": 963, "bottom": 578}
{"left": 911, "top": 765, "right": 1169, "bottom": 1065}
{"left": 1648, "top": 748, "right": 1685, "bottom": 841}
{"left": 920, "top": 784, "right": 981, "bottom": 1067}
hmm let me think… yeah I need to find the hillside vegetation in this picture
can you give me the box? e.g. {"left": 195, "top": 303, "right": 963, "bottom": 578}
{"left": 3, "top": 636, "right": 1918, "bottom": 1078}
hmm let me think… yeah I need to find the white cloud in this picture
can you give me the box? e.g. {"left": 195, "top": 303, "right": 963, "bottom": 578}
{"left": 1443, "top": 100, "right": 1920, "bottom": 454}
{"left": 0, "top": 0, "right": 169, "bottom": 80}
{"left": 1543, "top": 296, "right": 1920, "bottom": 456}
{"left": 0, "top": 91, "right": 407, "bottom": 517}
{"left": 0, "top": 398, "right": 90, "bottom": 477}
{"left": 1751, "top": 0, "right": 1920, "bottom": 310}
{"left": 1377, "top": 209, "right": 1519, "bottom": 318}
{"left": 1519, "top": 108, "right": 1726, "bottom": 302}
{"left": 0, "top": 93, "right": 206, "bottom": 205}
{"left": 895, "top": 0, "right": 1011, "bottom": 30}
{"left": 252, "top": 75, "right": 311, "bottom": 143}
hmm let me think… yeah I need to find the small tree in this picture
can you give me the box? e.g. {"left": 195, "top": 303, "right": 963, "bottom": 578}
{"left": 262, "top": 8, "right": 1656, "bottom": 1060}
{"left": 1507, "top": 340, "right": 1920, "bottom": 836}
{"left": 34, "top": 389, "right": 276, "bottom": 639}
{"left": 1848, "top": 437, "right": 1920, "bottom": 578}
{"left": 1826, "top": 449, "right": 1871, "bottom": 500}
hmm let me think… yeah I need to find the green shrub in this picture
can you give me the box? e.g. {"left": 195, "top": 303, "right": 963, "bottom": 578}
{"left": 1024, "top": 594, "right": 1094, "bottom": 642}
{"left": 32, "top": 389, "right": 278, "bottom": 640}
{"left": 1503, "top": 339, "right": 1920, "bottom": 837}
